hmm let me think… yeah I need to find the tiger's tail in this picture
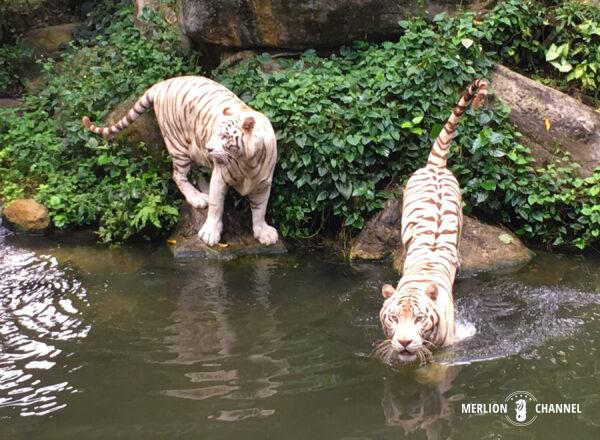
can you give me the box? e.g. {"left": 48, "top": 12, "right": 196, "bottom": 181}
{"left": 82, "top": 87, "right": 155, "bottom": 139}
{"left": 427, "top": 78, "right": 488, "bottom": 168}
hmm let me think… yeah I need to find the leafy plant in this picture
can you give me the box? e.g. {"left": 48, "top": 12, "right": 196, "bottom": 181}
{"left": 215, "top": 13, "right": 600, "bottom": 249}
{"left": 0, "top": 0, "right": 196, "bottom": 242}
{"left": 0, "top": 39, "right": 32, "bottom": 94}
{"left": 2, "top": 0, "right": 600, "bottom": 250}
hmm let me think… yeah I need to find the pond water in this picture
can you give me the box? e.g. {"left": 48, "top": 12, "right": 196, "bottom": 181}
{"left": 1, "top": 227, "right": 600, "bottom": 439}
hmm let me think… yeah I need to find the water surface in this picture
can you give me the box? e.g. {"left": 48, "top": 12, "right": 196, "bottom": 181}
{"left": 1, "top": 229, "right": 599, "bottom": 439}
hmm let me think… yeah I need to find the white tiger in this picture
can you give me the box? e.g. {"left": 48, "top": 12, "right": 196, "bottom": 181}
{"left": 83, "top": 75, "right": 278, "bottom": 246}
{"left": 374, "top": 78, "right": 488, "bottom": 365}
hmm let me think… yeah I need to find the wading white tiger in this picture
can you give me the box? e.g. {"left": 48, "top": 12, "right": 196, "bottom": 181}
{"left": 82, "top": 76, "right": 278, "bottom": 246}
{"left": 373, "top": 78, "right": 488, "bottom": 365}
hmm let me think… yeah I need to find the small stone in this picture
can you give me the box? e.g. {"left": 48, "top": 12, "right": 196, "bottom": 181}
{"left": 2, "top": 199, "right": 50, "bottom": 232}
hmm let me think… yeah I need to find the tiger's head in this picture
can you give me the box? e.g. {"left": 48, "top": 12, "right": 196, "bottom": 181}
{"left": 374, "top": 283, "right": 440, "bottom": 365}
{"left": 206, "top": 107, "right": 256, "bottom": 165}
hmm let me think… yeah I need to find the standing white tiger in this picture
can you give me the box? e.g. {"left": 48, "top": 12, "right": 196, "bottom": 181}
{"left": 82, "top": 75, "right": 278, "bottom": 246}
{"left": 374, "top": 78, "right": 488, "bottom": 365}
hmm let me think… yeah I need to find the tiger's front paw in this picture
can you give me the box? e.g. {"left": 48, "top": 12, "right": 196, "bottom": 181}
{"left": 187, "top": 192, "right": 208, "bottom": 209}
{"left": 198, "top": 219, "right": 223, "bottom": 246}
{"left": 253, "top": 224, "right": 278, "bottom": 246}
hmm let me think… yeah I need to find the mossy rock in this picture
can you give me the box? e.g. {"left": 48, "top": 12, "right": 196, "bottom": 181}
{"left": 169, "top": 202, "right": 286, "bottom": 259}
{"left": 23, "top": 22, "right": 80, "bottom": 56}
{"left": 2, "top": 199, "right": 50, "bottom": 233}
{"left": 350, "top": 197, "right": 533, "bottom": 275}
{"left": 105, "top": 99, "right": 166, "bottom": 160}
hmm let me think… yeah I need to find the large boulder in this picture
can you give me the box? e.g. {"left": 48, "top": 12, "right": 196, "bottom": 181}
{"left": 2, "top": 199, "right": 50, "bottom": 233}
{"left": 169, "top": 202, "right": 286, "bottom": 259}
{"left": 178, "top": 0, "right": 493, "bottom": 50}
{"left": 350, "top": 197, "right": 533, "bottom": 275}
{"left": 348, "top": 197, "right": 403, "bottom": 260}
{"left": 23, "top": 22, "right": 80, "bottom": 56}
{"left": 491, "top": 63, "right": 600, "bottom": 175}
{"left": 105, "top": 99, "right": 165, "bottom": 159}
{"left": 133, "top": 0, "right": 191, "bottom": 54}
{"left": 392, "top": 216, "right": 533, "bottom": 275}
{"left": 3, "top": 1, "right": 81, "bottom": 34}
{"left": 0, "top": 99, "right": 22, "bottom": 109}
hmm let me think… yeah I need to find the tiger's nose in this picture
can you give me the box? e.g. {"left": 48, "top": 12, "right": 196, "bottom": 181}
{"left": 206, "top": 146, "right": 214, "bottom": 153}
{"left": 399, "top": 339, "right": 412, "bottom": 348}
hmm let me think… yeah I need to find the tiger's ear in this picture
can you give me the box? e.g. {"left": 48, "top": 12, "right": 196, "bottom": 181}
{"left": 223, "top": 107, "right": 233, "bottom": 116}
{"left": 242, "top": 116, "right": 255, "bottom": 132}
{"left": 425, "top": 284, "right": 438, "bottom": 301}
{"left": 381, "top": 284, "right": 396, "bottom": 299}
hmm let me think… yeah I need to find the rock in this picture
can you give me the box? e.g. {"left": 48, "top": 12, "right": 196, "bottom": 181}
{"left": 179, "top": 0, "right": 493, "bottom": 50}
{"left": 0, "top": 99, "right": 22, "bottom": 109}
{"left": 4, "top": 1, "right": 80, "bottom": 34}
{"left": 2, "top": 199, "right": 50, "bottom": 233}
{"left": 350, "top": 197, "right": 533, "bottom": 275}
{"left": 23, "top": 22, "right": 80, "bottom": 56}
{"left": 105, "top": 99, "right": 165, "bottom": 159}
{"left": 169, "top": 202, "right": 286, "bottom": 259}
{"left": 393, "top": 216, "right": 533, "bottom": 275}
{"left": 17, "top": 22, "right": 81, "bottom": 94}
{"left": 133, "top": 0, "right": 192, "bottom": 54}
{"left": 491, "top": 63, "right": 600, "bottom": 175}
{"left": 349, "top": 197, "right": 402, "bottom": 260}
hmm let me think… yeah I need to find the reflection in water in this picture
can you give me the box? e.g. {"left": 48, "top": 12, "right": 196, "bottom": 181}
{"left": 381, "top": 364, "right": 461, "bottom": 440}
{"left": 162, "top": 258, "right": 289, "bottom": 420}
{"left": 1, "top": 228, "right": 599, "bottom": 439}
{"left": 0, "top": 244, "right": 90, "bottom": 416}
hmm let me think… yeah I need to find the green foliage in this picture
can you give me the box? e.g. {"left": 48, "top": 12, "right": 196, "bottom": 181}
{"left": 0, "top": 39, "right": 32, "bottom": 93}
{"left": 0, "top": 0, "right": 196, "bottom": 242}
{"left": 216, "top": 14, "right": 600, "bottom": 249}
{"left": 469, "top": 0, "right": 600, "bottom": 97}
{"left": 216, "top": 22, "right": 492, "bottom": 236}
{"left": 2, "top": 0, "right": 599, "bottom": 249}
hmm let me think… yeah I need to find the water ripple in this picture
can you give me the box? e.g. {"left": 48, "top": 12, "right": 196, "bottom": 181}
{"left": 0, "top": 244, "right": 90, "bottom": 416}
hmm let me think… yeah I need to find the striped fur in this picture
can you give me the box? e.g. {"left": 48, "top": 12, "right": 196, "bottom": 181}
{"left": 374, "top": 79, "right": 488, "bottom": 365}
{"left": 82, "top": 76, "right": 279, "bottom": 246}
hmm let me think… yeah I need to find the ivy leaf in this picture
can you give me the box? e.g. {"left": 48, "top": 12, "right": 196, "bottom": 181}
{"left": 550, "top": 59, "right": 573, "bottom": 73}
{"left": 545, "top": 43, "right": 562, "bottom": 61}
{"left": 346, "top": 134, "right": 361, "bottom": 146}
{"left": 411, "top": 114, "right": 424, "bottom": 124}
{"left": 489, "top": 132, "right": 504, "bottom": 144}
{"left": 478, "top": 113, "right": 492, "bottom": 125}
{"left": 335, "top": 181, "right": 353, "bottom": 199}
{"left": 461, "top": 38, "right": 474, "bottom": 49}
{"left": 481, "top": 180, "right": 497, "bottom": 191}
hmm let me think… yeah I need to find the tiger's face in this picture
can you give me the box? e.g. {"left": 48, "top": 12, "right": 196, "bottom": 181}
{"left": 375, "top": 283, "right": 439, "bottom": 365}
{"left": 206, "top": 107, "right": 255, "bottom": 165}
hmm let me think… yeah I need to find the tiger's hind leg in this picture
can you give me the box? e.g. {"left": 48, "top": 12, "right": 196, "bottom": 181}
{"left": 166, "top": 139, "right": 208, "bottom": 209}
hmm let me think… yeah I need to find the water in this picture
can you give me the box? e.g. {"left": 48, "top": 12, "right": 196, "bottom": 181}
{"left": 1, "top": 229, "right": 600, "bottom": 439}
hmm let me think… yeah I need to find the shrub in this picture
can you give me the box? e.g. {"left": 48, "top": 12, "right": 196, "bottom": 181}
{"left": 215, "top": 14, "right": 600, "bottom": 249}
{"left": 1, "top": 0, "right": 599, "bottom": 249}
{"left": 0, "top": 0, "right": 197, "bottom": 242}
{"left": 0, "top": 39, "right": 32, "bottom": 94}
